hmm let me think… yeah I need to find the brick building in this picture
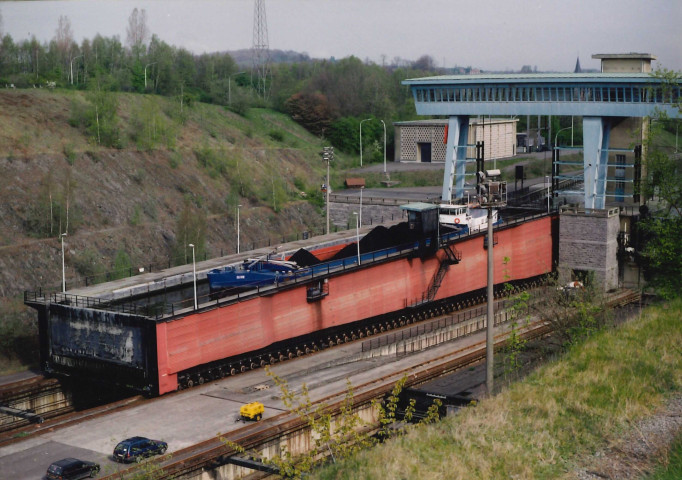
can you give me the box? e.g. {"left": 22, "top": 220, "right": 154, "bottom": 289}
{"left": 394, "top": 118, "right": 518, "bottom": 163}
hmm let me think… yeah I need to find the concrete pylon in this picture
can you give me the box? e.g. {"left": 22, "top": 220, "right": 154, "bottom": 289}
{"left": 442, "top": 115, "right": 470, "bottom": 202}
{"left": 583, "top": 116, "right": 612, "bottom": 210}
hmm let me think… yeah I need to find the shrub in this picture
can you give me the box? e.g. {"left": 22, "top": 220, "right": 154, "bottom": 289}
{"left": 129, "top": 205, "right": 142, "bottom": 226}
{"left": 112, "top": 250, "right": 133, "bottom": 280}
{"left": 169, "top": 151, "right": 182, "bottom": 169}
{"left": 73, "top": 248, "right": 105, "bottom": 279}
{"left": 269, "top": 129, "right": 285, "bottom": 142}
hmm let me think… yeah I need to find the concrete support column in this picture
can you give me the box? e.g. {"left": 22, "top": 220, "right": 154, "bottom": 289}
{"left": 442, "top": 115, "right": 470, "bottom": 202}
{"left": 583, "top": 117, "right": 611, "bottom": 209}
{"left": 559, "top": 206, "right": 620, "bottom": 292}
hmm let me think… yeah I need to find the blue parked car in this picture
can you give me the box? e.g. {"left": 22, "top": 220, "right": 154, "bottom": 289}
{"left": 113, "top": 436, "right": 168, "bottom": 463}
{"left": 46, "top": 458, "right": 100, "bottom": 479}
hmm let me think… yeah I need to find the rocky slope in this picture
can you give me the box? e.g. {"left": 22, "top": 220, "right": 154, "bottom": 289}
{"left": 0, "top": 89, "right": 327, "bottom": 298}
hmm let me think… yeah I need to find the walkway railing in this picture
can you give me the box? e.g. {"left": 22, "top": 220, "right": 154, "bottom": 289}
{"left": 25, "top": 210, "right": 555, "bottom": 320}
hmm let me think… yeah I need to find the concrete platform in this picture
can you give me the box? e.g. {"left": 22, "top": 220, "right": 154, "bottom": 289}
{"left": 0, "top": 370, "right": 42, "bottom": 388}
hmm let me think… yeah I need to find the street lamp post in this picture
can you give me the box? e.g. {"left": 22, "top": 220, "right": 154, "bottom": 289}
{"left": 70, "top": 55, "right": 83, "bottom": 85}
{"left": 228, "top": 71, "right": 245, "bottom": 107}
{"left": 553, "top": 125, "right": 573, "bottom": 199}
{"left": 188, "top": 243, "right": 197, "bottom": 310}
{"left": 144, "top": 62, "right": 157, "bottom": 89}
{"left": 61, "top": 233, "right": 67, "bottom": 293}
{"left": 359, "top": 186, "right": 364, "bottom": 228}
{"left": 545, "top": 175, "right": 550, "bottom": 213}
{"left": 237, "top": 204, "right": 242, "bottom": 254}
{"left": 353, "top": 212, "right": 360, "bottom": 266}
{"left": 359, "top": 118, "right": 371, "bottom": 167}
{"left": 554, "top": 125, "right": 574, "bottom": 150}
{"left": 380, "top": 120, "right": 387, "bottom": 174}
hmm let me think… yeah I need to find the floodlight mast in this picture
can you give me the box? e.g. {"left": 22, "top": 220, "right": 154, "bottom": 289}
{"left": 321, "top": 147, "right": 334, "bottom": 234}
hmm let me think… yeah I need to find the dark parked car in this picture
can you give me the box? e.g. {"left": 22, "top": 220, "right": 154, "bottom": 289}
{"left": 46, "top": 457, "right": 100, "bottom": 479}
{"left": 113, "top": 436, "right": 168, "bottom": 463}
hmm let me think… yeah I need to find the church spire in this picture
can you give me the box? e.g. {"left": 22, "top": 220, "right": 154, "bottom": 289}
{"left": 574, "top": 56, "right": 582, "bottom": 73}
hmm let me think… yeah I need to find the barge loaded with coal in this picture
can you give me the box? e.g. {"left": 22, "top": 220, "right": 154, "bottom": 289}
{"left": 25, "top": 203, "right": 555, "bottom": 395}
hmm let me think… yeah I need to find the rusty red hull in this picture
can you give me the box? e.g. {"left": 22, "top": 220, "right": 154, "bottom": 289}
{"left": 156, "top": 217, "right": 553, "bottom": 394}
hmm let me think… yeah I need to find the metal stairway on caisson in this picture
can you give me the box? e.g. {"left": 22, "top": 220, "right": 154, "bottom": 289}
{"left": 410, "top": 243, "right": 461, "bottom": 307}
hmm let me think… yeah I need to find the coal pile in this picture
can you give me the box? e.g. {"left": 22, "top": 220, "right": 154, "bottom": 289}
{"left": 332, "top": 223, "right": 421, "bottom": 260}
{"left": 290, "top": 221, "right": 428, "bottom": 266}
{"left": 289, "top": 248, "right": 322, "bottom": 267}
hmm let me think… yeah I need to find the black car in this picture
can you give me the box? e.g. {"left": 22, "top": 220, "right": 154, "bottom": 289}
{"left": 46, "top": 457, "right": 100, "bottom": 479}
{"left": 113, "top": 436, "right": 168, "bottom": 463}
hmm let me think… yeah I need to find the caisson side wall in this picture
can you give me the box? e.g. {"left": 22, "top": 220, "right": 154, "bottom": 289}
{"left": 155, "top": 216, "right": 553, "bottom": 394}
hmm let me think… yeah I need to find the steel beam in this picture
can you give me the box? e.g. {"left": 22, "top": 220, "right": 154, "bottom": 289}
{"left": 0, "top": 405, "right": 44, "bottom": 423}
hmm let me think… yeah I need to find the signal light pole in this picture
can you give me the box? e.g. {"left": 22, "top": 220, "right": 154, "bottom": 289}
{"left": 189, "top": 243, "right": 197, "bottom": 310}
{"left": 321, "top": 146, "right": 334, "bottom": 234}
{"left": 237, "top": 204, "right": 242, "bottom": 254}
{"left": 476, "top": 141, "right": 507, "bottom": 397}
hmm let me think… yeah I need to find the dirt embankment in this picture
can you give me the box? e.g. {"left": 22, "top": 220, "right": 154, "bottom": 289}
{"left": 0, "top": 90, "right": 325, "bottom": 298}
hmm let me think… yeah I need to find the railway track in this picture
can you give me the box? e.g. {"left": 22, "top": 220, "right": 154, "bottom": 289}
{"left": 0, "top": 281, "right": 533, "bottom": 446}
{"left": 0, "top": 375, "right": 71, "bottom": 434}
{"left": 97, "top": 288, "right": 641, "bottom": 479}
{"left": 0, "top": 393, "right": 146, "bottom": 448}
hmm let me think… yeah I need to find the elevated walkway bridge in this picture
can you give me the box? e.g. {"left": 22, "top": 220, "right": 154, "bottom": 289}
{"left": 403, "top": 73, "right": 681, "bottom": 209}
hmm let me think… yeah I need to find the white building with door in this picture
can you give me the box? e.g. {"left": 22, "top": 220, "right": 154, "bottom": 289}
{"left": 394, "top": 118, "right": 518, "bottom": 163}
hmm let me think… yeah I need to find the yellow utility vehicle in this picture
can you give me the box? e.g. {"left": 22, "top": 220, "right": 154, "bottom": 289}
{"left": 239, "top": 402, "right": 264, "bottom": 421}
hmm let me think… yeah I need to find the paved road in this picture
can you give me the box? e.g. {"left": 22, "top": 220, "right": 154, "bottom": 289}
{"left": 336, "top": 157, "right": 553, "bottom": 204}
{"left": 0, "top": 316, "right": 501, "bottom": 480}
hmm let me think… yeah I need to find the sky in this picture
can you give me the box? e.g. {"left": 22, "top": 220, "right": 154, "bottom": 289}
{"left": 1, "top": 0, "right": 681, "bottom": 72}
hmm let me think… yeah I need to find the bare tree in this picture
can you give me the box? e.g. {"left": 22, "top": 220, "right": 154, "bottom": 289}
{"left": 126, "top": 8, "right": 150, "bottom": 53}
{"left": 413, "top": 55, "right": 436, "bottom": 71}
{"left": 55, "top": 15, "right": 74, "bottom": 56}
{"left": 534, "top": 277, "right": 611, "bottom": 347}
{"left": 54, "top": 15, "right": 76, "bottom": 82}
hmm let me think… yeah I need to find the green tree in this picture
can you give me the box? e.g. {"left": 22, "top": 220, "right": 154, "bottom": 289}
{"left": 84, "top": 75, "right": 121, "bottom": 147}
{"left": 172, "top": 197, "right": 207, "bottom": 266}
{"left": 638, "top": 69, "right": 682, "bottom": 299}
{"left": 327, "top": 117, "right": 361, "bottom": 153}
{"left": 500, "top": 257, "right": 530, "bottom": 377}
{"left": 112, "top": 250, "right": 132, "bottom": 280}
{"left": 147, "top": 35, "right": 175, "bottom": 95}
{"left": 129, "top": 97, "right": 176, "bottom": 150}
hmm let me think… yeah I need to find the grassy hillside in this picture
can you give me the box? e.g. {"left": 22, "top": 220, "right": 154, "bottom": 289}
{"left": 0, "top": 90, "right": 347, "bottom": 293}
{"left": 315, "top": 299, "right": 682, "bottom": 479}
{"left": 0, "top": 89, "right": 356, "bottom": 371}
